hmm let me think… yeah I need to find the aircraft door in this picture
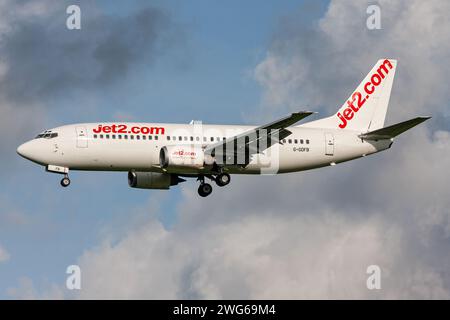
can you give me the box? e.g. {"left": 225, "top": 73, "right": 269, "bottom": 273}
{"left": 76, "top": 126, "right": 88, "bottom": 148}
{"left": 325, "top": 133, "right": 334, "bottom": 156}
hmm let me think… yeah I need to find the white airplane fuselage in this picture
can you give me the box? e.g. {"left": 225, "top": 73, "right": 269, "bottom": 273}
{"left": 17, "top": 122, "right": 391, "bottom": 175}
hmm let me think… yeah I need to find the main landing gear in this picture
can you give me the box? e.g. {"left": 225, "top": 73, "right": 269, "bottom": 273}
{"left": 197, "top": 173, "right": 231, "bottom": 197}
{"left": 215, "top": 173, "right": 231, "bottom": 187}
{"left": 198, "top": 181, "right": 213, "bottom": 197}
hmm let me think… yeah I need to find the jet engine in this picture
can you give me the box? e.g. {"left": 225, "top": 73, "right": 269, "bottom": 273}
{"left": 159, "top": 145, "right": 214, "bottom": 169}
{"left": 128, "top": 171, "right": 185, "bottom": 189}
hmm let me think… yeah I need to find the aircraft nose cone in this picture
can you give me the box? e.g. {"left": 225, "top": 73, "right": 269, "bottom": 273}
{"left": 17, "top": 141, "right": 34, "bottom": 160}
{"left": 17, "top": 143, "right": 27, "bottom": 157}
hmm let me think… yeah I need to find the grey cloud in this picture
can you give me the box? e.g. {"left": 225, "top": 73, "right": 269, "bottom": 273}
{"left": 0, "top": 1, "right": 179, "bottom": 105}
{"left": 0, "top": 0, "right": 185, "bottom": 175}
{"left": 67, "top": 125, "right": 450, "bottom": 299}
{"left": 254, "top": 0, "right": 450, "bottom": 123}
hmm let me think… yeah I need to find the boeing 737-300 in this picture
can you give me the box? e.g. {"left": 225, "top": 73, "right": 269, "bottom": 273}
{"left": 17, "top": 59, "right": 430, "bottom": 197}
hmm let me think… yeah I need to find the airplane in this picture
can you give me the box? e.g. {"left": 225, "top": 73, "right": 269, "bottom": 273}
{"left": 17, "top": 59, "right": 430, "bottom": 197}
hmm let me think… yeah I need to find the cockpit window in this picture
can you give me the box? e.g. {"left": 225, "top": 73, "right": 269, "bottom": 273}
{"left": 35, "top": 132, "right": 58, "bottom": 139}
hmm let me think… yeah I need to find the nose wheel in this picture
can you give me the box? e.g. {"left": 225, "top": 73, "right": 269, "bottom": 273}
{"left": 60, "top": 175, "right": 71, "bottom": 187}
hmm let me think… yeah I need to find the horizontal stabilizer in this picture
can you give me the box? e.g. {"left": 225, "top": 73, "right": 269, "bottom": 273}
{"left": 359, "top": 117, "right": 431, "bottom": 140}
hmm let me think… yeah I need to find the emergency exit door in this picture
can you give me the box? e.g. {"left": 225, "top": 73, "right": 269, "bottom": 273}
{"left": 325, "top": 133, "right": 334, "bottom": 156}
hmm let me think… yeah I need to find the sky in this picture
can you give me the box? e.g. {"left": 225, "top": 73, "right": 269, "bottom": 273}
{"left": 1, "top": 0, "right": 450, "bottom": 299}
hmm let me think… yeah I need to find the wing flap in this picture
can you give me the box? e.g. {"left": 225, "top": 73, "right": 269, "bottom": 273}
{"left": 204, "top": 111, "right": 315, "bottom": 165}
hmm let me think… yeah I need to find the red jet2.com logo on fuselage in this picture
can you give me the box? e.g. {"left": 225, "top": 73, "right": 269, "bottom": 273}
{"left": 92, "top": 124, "right": 165, "bottom": 135}
{"left": 174, "top": 150, "right": 196, "bottom": 157}
{"left": 337, "top": 59, "right": 393, "bottom": 129}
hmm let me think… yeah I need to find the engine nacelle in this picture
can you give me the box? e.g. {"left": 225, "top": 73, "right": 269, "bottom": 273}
{"left": 128, "top": 171, "right": 184, "bottom": 189}
{"left": 159, "top": 145, "right": 214, "bottom": 169}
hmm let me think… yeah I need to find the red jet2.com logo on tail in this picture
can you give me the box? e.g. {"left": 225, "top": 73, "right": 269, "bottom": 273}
{"left": 337, "top": 59, "right": 393, "bottom": 129}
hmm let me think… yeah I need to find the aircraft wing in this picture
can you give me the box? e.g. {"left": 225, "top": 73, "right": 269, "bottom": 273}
{"left": 204, "top": 111, "right": 315, "bottom": 165}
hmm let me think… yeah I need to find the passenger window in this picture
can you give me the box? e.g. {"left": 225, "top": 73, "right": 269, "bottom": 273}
{"left": 136, "top": 135, "right": 140, "bottom": 140}
{"left": 196, "top": 137, "right": 200, "bottom": 141}
{"left": 203, "top": 137, "right": 207, "bottom": 142}
{"left": 172, "top": 136, "right": 176, "bottom": 141}
{"left": 155, "top": 136, "right": 158, "bottom": 140}
{"left": 288, "top": 139, "right": 292, "bottom": 144}
{"left": 282, "top": 139, "right": 286, "bottom": 143}
{"left": 210, "top": 137, "right": 214, "bottom": 142}
{"left": 112, "top": 135, "right": 116, "bottom": 139}
{"left": 306, "top": 139, "right": 310, "bottom": 144}
{"left": 142, "top": 136, "right": 146, "bottom": 140}
{"left": 124, "top": 135, "right": 128, "bottom": 139}
{"left": 149, "top": 135, "right": 153, "bottom": 140}
{"left": 106, "top": 135, "right": 110, "bottom": 139}
{"left": 167, "top": 136, "right": 171, "bottom": 141}
{"left": 130, "top": 135, "right": 134, "bottom": 140}
{"left": 300, "top": 139, "right": 304, "bottom": 144}
{"left": 100, "top": 134, "right": 104, "bottom": 139}
{"left": 294, "top": 139, "right": 298, "bottom": 144}
{"left": 184, "top": 136, "right": 188, "bottom": 141}
{"left": 94, "top": 134, "right": 97, "bottom": 139}
{"left": 190, "top": 136, "right": 194, "bottom": 141}
{"left": 179, "top": 136, "right": 182, "bottom": 141}
{"left": 118, "top": 135, "right": 122, "bottom": 139}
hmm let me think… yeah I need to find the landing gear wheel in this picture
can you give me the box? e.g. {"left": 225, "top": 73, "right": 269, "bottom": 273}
{"left": 198, "top": 183, "right": 213, "bottom": 197}
{"left": 215, "top": 173, "right": 231, "bottom": 187}
{"left": 60, "top": 176, "right": 71, "bottom": 187}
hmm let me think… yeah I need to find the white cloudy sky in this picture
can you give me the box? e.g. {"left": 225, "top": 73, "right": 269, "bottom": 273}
{"left": 1, "top": 0, "right": 450, "bottom": 299}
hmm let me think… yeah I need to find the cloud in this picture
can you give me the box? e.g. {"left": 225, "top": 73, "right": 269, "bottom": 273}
{"left": 0, "top": 244, "right": 10, "bottom": 263}
{"left": 70, "top": 124, "right": 450, "bottom": 299}
{"left": 67, "top": 128, "right": 450, "bottom": 299}
{"left": 11, "top": 0, "right": 450, "bottom": 299}
{"left": 0, "top": 0, "right": 180, "bottom": 105}
{"left": 254, "top": 0, "right": 450, "bottom": 123}
{"left": 0, "top": 0, "right": 184, "bottom": 172}
{"left": 7, "top": 277, "right": 64, "bottom": 299}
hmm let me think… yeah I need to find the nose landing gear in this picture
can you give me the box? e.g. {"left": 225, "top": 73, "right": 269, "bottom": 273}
{"left": 46, "top": 165, "right": 71, "bottom": 188}
{"left": 60, "top": 175, "right": 71, "bottom": 187}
